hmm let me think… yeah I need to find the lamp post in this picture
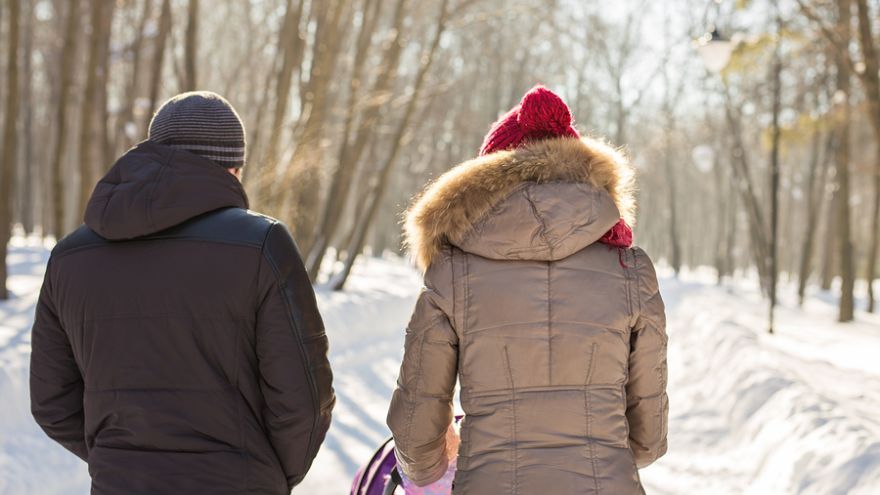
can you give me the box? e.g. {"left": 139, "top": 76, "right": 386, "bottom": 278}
{"left": 696, "top": 2, "right": 783, "bottom": 336}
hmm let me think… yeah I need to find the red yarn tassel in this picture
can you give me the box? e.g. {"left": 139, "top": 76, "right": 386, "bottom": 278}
{"left": 599, "top": 219, "right": 632, "bottom": 248}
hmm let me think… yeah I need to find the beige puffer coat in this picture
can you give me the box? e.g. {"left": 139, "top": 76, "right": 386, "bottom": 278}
{"left": 387, "top": 137, "right": 668, "bottom": 494}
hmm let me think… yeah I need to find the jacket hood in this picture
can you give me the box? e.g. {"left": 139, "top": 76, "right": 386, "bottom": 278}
{"left": 84, "top": 141, "right": 249, "bottom": 240}
{"left": 405, "top": 137, "right": 636, "bottom": 271}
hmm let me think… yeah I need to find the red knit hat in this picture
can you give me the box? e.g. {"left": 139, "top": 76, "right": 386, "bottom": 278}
{"left": 479, "top": 85, "right": 632, "bottom": 249}
{"left": 480, "top": 85, "right": 581, "bottom": 156}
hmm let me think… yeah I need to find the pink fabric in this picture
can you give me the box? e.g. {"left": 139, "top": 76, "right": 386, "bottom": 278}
{"left": 401, "top": 457, "right": 457, "bottom": 495}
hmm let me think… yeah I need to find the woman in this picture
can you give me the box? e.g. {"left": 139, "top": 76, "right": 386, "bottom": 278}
{"left": 387, "top": 85, "right": 668, "bottom": 494}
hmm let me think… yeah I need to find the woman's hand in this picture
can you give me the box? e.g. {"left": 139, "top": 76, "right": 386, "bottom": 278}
{"left": 399, "top": 421, "right": 460, "bottom": 494}
{"left": 401, "top": 455, "right": 457, "bottom": 495}
{"left": 445, "top": 422, "right": 460, "bottom": 461}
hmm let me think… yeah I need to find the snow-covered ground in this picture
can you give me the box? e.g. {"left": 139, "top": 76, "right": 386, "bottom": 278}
{"left": 2, "top": 236, "right": 879, "bottom": 494}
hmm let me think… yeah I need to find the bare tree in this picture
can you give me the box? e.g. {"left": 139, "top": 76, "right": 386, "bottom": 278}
{"left": 257, "top": 0, "right": 307, "bottom": 196}
{"left": 723, "top": 86, "right": 771, "bottom": 289}
{"left": 275, "top": 0, "right": 351, "bottom": 253}
{"left": 115, "top": 0, "right": 152, "bottom": 153}
{"left": 78, "top": 0, "right": 113, "bottom": 217}
{"left": 50, "top": 0, "right": 81, "bottom": 237}
{"left": 854, "top": 0, "right": 880, "bottom": 312}
{"left": 832, "top": 0, "right": 856, "bottom": 322}
{"left": 97, "top": 1, "right": 115, "bottom": 171}
{"left": 184, "top": 0, "right": 199, "bottom": 91}
{"left": 659, "top": 27, "right": 687, "bottom": 276}
{"left": 767, "top": 12, "right": 783, "bottom": 334}
{"left": 0, "top": 0, "right": 21, "bottom": 299}
{"left": 143, "top": 0, "right": 172, "bottom": 130}
{"left": 19, "top": 0, "right": 35, "bottom": 235}
{"left": 333, "top": 0, "right": 452, "bottom": 290}
{"left": 306, "top": 0, "right": 407, "bottom": 278}
{"left": 796, "top": 127, "right": 831, "bottom": 306}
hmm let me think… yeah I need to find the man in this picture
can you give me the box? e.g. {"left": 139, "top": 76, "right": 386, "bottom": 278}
{"left": 30, "top": 91, "right": 335, "bottom": 494}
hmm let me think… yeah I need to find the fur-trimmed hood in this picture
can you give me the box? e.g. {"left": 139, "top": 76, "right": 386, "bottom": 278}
{"left": 405, "top": 137, "right": 636, "bottom": 271}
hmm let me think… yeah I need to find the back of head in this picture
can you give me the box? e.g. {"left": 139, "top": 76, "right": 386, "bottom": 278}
{"left": 148, "top": 91, "right": 247, "bottom": 169}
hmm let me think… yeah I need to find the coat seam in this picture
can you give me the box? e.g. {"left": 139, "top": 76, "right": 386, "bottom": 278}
{"left": 547, "top": 261, "right": 553, "bottom": 384}
{"left": 523, "top": 186, "right": 554, "bottom": 258}
{"left": 52, "top": 237, "right": 263, "bottom": 261}
{"left": 447, "top": 244, "right": 457, "bottom": 331}
{"left": 462, "top": 252, "right": 470, "bottom": 385}
{"left": 502, "top": 346, "right": 518, "bottom": 494}
{"left": 633, "top": 250, "right": 644, "bottom": 317}
{"left": 586, "top": 386, "right": 601, "bottom": 494}
{"left": 625, "top": 250, "right": 636, "bottom": 326}
{"left": 403, "top": 331, "right": 428, "bottom": 451}
{"left": 261, "top": 223, "right": 321, "bottom": 476}
{"left": 585, "top": 343, "right": 598, "bottom": 385}
{"left": 274, "top": 285, "right": 320, "bottom": 477}
{"left": 145, "top": 149, "right": 172, "bottom": 231}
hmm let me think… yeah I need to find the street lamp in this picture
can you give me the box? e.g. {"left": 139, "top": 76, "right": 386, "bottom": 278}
{"left": 696, "top": 28, "right": 736, "bottom": 74}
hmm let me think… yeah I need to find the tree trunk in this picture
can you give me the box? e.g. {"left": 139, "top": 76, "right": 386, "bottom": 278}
{"left": 854, "top": 0, "right": 880, "bottom": 312}
{"left": 242, "top": 55, "right": 279, "bottom": 181}
{"left": 723, "top": 89, "right": 770, "bottom": 289}
{"left": 257, "top": 0, "right": 306, "bottom": 198}
{"left": 306, "top": 0, "right": 406, "bottom": 279}
{"left": 820, "top": 190, "right": 837, "bottom": 291}
{"left": 831, "top": 0, "right": 856, "bottom": 321}
{"left": 143, "top": 0, "right": 172, "bottom": 130}
{"left": 0, "top": 0, "right": 21, "bottom": 299}
{"left": 20, "top": 0, "right": 34, "bottom": 235}
{"left": 664, "top": 139, "right": 681, "bottom": 275}
{"left": 867, "top": 149, "right": 880, "bottom": 313}
{"left": 797, "top": 129, "right": 831, "bottom": 306}
{"left": 78, "top": 0, "right": 110, "bottom": 218}
{"left": 766, "top": 12, "right": 783, "bottom": 334}
{"left": 276, "top": 0, "right": 350, "bottom": 253}
{"left": 333, "top": 0, "right": 450, "bottom": 291}
{"left": 97, "top": 0, "right": 115, "bottom": 172}
{"left": 115, "top": 0, "right": 152, "bottom": 153}
{"left": 725, "top": 177, "right": 739, "bottom": 278}
{"left": 184, "top": 0, "right": 198, "bottom": 91}
{"left": 50, "top": 0, "right": 81, "bottom": 238}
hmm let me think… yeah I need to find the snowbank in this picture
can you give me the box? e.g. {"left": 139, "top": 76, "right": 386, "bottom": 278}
{"left": 2, "top": 238, "right": 879, "bottom": 494}
{"left": 640, "top": 270, "right": 880, "bottom": 495}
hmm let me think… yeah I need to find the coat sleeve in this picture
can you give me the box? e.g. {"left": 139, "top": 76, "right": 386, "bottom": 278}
{"left": 387, "top": 251, "right": 458, "bottom": 486}
{"left": 30, "top": 258, "right": 88, "bottom": 461}
{"left": 256, "top": 222, "right": 335, "bottom": 489}
{"left": 626, "top": 248, "right": 669, "bottom": 468}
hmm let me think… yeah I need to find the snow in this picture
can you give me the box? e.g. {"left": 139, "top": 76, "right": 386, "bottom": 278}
{"left": 639, "top": 268, "right": 880, "bottom": 495}
{"left": 2, "top": 237, "right": 880, "bottom": 494}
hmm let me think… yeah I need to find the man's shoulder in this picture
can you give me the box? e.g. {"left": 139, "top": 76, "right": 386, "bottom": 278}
{"left": 52, "top": 225, "right": 109, "bottom": 259}
{"left": 52, "top": 208, "right": 286, "bottom": 260}
{"left": 157, "top": 207, "right": 281, "bottom": 248}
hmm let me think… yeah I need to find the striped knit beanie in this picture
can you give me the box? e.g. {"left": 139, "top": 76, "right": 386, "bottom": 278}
{"left": 148, "top": 91, "right": 246, "bottom": 168}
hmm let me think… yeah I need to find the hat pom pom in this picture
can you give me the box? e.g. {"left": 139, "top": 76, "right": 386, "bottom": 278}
{"left": 517, "top": 85, "right": 572, "bottom": 136}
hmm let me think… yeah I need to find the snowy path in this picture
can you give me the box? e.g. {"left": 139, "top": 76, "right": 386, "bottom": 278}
{"left": 2, "top": 239, "right": 880, "bottom": 494}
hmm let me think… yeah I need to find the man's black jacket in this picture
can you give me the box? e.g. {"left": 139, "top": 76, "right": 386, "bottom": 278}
{"left": 30, "top": 141, "right": 335, "bottom": 494}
